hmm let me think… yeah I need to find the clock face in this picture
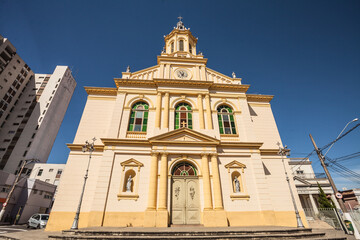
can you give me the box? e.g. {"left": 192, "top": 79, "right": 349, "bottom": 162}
{"left": 177, "top": 69, "right": 188, "bottom": 79}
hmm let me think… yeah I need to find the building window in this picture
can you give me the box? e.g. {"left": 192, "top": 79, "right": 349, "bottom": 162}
{"left": 172, "top": 162, "right": 197, "bottom": 176}
{"left": 31, "top": 133, "right": 36, "bottom": 138}
{"left": 27, "top": 142, "right": 32, "bottom": 147}
{"left": 56, "top": 169, "right": 62, "bottom": 178}
{"left": 171, "top": 42, "right": 174, "bottom": 53}
{"left": 37, "top": 169, "right": 43, "bottom": 176}
{"left": 217, "top": 105, "right": 237, "bottom": 135}
{"left": 49, "top": 169, "right": 53, "bottom": 172}
{"left": 189, "top": 44, "right": 192, "bottom": 54}
{"left": 296, "top": 170, "right": 304, "bottom": 175}
{"left": 45, "top": 179, "right": 50, "bottom": 183}
{"left": 23, "top": 150, "right": 27, "bottom": 157}
{"left": 128, "top": 102, "right": 149, "bottom": 132}
{"left": 179, "top": 40, "right": 184, "bottom": 51}
{"left": 175, "top": 102, "right": 192, "bottom": 129}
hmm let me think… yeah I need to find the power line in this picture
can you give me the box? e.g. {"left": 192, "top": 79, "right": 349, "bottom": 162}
{"left": 319, "top": 123, "right": 360, "bottom": 152}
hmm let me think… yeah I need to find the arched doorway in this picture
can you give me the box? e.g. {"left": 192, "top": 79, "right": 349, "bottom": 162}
{"left": 171, "top": 162, "right": 200, "bottom": 225}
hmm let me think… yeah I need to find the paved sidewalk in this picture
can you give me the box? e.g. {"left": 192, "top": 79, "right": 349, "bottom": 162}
{"left": 0, "top": 226, "right": 356, "bottom": 240}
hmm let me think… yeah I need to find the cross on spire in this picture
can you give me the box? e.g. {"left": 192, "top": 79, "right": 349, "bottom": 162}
{"left": 178, "top": 16, "right": 183, "bottom": 22}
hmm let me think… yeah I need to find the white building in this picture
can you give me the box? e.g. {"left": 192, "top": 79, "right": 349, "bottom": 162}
{"left": 0, "top": 170, "right": 56, "bottom": 224}
{"left": 0, "top": 35, "right": 76, "bottom": 175}
{"left": 289, "top": 158, "right": 340, "bottom": 219}
{"left": 29, "top": 163, "right": 65, "bottom": 186}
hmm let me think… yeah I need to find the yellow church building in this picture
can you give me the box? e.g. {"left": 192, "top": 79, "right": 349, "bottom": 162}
{"left": 46, "top": 19, "right": 307, "bottom": 231}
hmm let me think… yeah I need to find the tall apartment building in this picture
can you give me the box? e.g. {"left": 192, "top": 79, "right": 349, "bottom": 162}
{"left": 0, "top": 35, "right": 76, "bottom": 175}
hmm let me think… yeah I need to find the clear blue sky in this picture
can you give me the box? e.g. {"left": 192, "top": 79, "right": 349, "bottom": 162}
{"left": 1, "top": 0, "right": 359, "bottom": 189}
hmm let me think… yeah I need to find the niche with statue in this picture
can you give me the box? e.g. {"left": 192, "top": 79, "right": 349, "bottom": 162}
{"left": 117, "top": 158, "right": 143, "bottom": 200}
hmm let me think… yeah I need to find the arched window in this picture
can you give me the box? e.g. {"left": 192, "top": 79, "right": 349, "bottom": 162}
{"left": 171, "top": 42, "right": 174, "bottom": 53}
{"left": 175, "top": 102, "right": 192, "bottom": 129}
{"left": 128, "top": 102, "right": 149, "bottom": 132}
{"left": 217, "top": 105, "right": 236, "bottom": 134}
{"left": 179, "top": 40, "right": 184, "bottom": 51}
{"left": 189, "top": 44, "right": 192, "bottom": 54}
{"left": 172, "top": 162, "right": 197, "bottom": 176}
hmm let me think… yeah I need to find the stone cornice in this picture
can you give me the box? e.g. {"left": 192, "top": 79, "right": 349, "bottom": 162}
{"left": 84, "top": 87, "right": 117, "bottom": 96}
{"left": 101, "top": 138, "right": 151, "bottom": 146}
{"left": 247, "top": 94, "right": 274, "bottom": 103}
{"left": 153, "top": 78, "right": 213, "bottom": 88}
{"left": 67, "top": 144, "right": 105, "bottom": 152}
{"left": 220, "top": 142, "right": 263, "bottom": 149}
{"left": 157, "top": 56, "right": 208, "bottom": 65}
{"left": 210, "top": 83, "right": 250, "bottom": 93}
{"left": 259, "top": 149, "right": 279, "bottom": 155}
{"left": 114, "top": 78, "right": 156, "bottom": 88}
{"left": 164, "top": 29, "right": 198, "bottom": 43}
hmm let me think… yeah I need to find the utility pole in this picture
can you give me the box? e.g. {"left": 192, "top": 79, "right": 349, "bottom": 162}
{"left": 0, "top": 159, "right": 38, "bottom": 221}
{"left": 309, "top": 134, "right": 347, "bottom": 212}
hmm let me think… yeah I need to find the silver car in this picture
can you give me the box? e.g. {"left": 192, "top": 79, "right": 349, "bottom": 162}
{"left": 27, "top": 214, "right": 49, "bottom": 229}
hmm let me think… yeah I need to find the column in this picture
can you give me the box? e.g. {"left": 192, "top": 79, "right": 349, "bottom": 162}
{"left": 200, "top": 66, "right": 206, "bottom": 80}
{"left": 158, "top": 153, "right": 168, "bottom": 210}
{"left": 205, "top": 94, "right": 213, "bottom": 129}
{"left": 198, "top": 95, "right": 205, "bottom": 129}
{"left": 147, "top": 153, "right": 159, "bottom": 210}
{"left": 155, "top": 92, "right": 162, "bottom": 128}
{"left": 309, "top": 194, "right": 319, "bottom": 215}
{"left": 144, "top": 152, "right": 159, "bottom": 226}
{"left": 210, "top": 154, "right": 224, "bottom": 209}
{"left": 163, "top": 92, "right": 169, "bottom": 129}
{"left": 156, "top": 152, "right": 169, "bottom": 227}
{"left": 201, "top": 154, "right": 213, "bottom": 209}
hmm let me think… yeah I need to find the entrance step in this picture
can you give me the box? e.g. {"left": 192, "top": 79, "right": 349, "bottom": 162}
{"left": 48, "top": 227, "right": 349, "bottom": 240}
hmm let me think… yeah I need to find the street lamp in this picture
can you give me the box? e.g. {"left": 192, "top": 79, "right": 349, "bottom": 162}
{"left": 278, "top": 145, "right": 305, "bottom": 228}
{"left": 323, "top": 118, "right": 358, "bottom": 157}
{"left": 71, "top": 138, "right": 96, "bottom": 230}
{"left": 0, "top": 158, "right": 39, "bottom": 221}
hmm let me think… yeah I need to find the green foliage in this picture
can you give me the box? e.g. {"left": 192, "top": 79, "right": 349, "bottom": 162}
{"left": 317, "top": 182, "right": 334, "bottom": 208}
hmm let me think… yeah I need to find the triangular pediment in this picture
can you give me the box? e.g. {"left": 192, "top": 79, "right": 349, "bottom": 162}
{"left": 224, "top": 160, "right": 247, "bottom": 169}
{"left": 120, "top": 158, "right": 144, "bottom": 167}
{"left": 149, "top": 128, "right": 220, "bottom": 145}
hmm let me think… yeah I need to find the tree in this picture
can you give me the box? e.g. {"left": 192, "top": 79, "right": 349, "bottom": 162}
{"left": 317, "top": 182, "right": 334, "bottom": 209}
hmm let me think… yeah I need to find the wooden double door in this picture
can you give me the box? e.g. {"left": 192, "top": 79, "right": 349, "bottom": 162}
{"left": 171, "top": 176, "right": 200, "bottom": 225}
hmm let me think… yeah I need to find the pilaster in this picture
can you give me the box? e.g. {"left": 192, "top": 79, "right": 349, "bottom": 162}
{"left": 144, "top": 153, "right": 159, "bottom": 227}
{"left": 201, "top": 154, "right": 213, "bottom": 210}
{"left": 156, "top": 152, "right": 169, "bottom": 227}
{"left": 155, "top": 93, "right": 162, "bottom": 128}
{"left": 198, "top": 94, "right": 205, "bottom": 129}
{"left": 163, "top": 93, "right": 169, "bottom": 129}
{"left": 205, "top": 94, "right": 213, "bottom": 129}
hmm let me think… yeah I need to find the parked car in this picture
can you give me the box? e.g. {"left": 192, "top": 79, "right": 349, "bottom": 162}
{"left": 27, "top": 214, "right": 49, "bottom": 229}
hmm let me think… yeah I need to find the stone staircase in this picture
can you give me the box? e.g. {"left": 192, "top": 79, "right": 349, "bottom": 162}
{"left": 48, "top": 227, "right": 350, "bottom": 240}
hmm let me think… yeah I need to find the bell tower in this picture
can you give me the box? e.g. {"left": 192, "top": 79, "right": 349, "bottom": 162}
{"left": 162, "top": 17, "right": 199, "bottom": 58}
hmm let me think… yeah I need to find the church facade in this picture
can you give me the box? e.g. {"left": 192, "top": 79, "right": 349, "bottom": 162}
{"left": 46, "top": 20, "right": 307, "bottom": 231}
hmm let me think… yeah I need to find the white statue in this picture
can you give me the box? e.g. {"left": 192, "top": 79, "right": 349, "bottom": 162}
{"left": 234, "top": 176, "right": 240, "bottom": 193}
{"left": 126, "top": 175, "right": 133, "bottom": 192}
{"left": 232, "top": 72, "right": 236, "bottom": 78}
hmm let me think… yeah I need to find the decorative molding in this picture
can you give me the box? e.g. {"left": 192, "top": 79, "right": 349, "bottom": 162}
{"left": 120, "top": 158, "right": 144, "bottom": 171}
{"left": 220, "top": 142, "right": 263, "bottom": 149}
{"left": 224, "top": 160, "right": 247, "bottom": 173}
{"left": 230, "top": 194, "right": 250, "bottom": 201}
{"left": 67, "top": 144, "right": 104, "bottom": 152}
{"left": 84, "top": 87, "right": 117, "bottom": 96}
{"left": 210, "top": 84, "right": 250, "bottom": 92}
{"left": 247, "top": 94, "right": 274, "bottom": 103}
{"left": 117, "top": 194, "right": 139, "bottom": 200}
{"left": 260, "top": 149, "right": 279, "bottom": 155}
